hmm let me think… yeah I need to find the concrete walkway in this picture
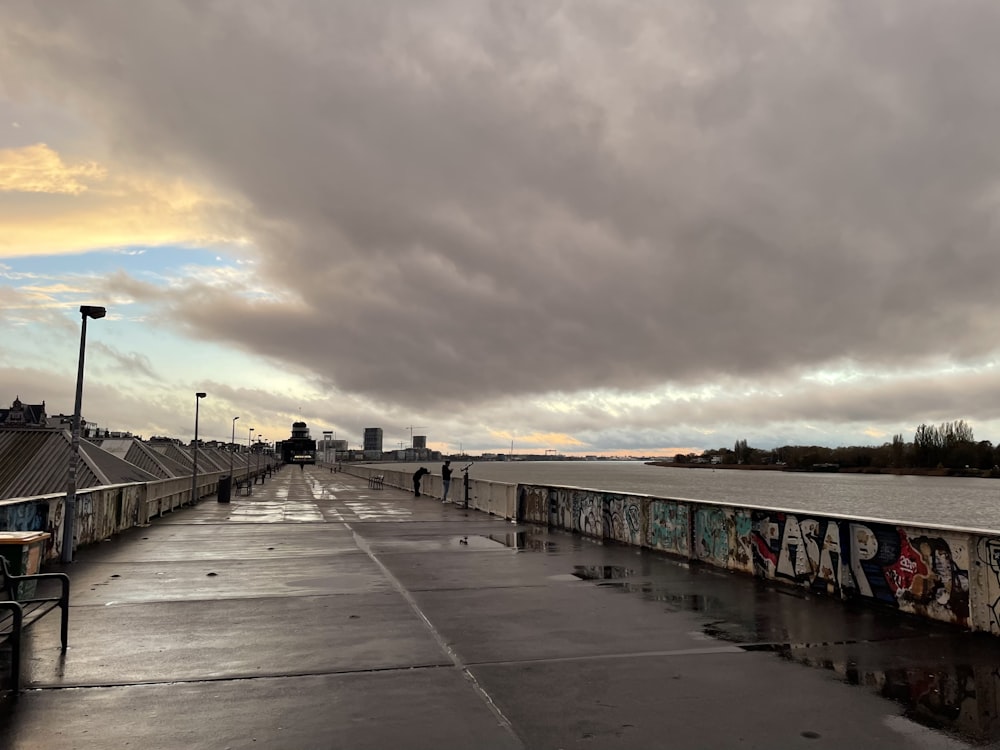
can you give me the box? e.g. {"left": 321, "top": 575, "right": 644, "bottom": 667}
{"left": 2, "top": 465, "right": 999, "bottom": 749}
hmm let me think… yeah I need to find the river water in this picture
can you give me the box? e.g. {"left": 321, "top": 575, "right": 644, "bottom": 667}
{"left": 376, "top": 460, "right": 1000, "bottom": 532}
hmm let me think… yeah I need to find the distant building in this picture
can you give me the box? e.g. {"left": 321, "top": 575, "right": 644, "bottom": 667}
{"left": 364, "top": 427, "right": 383, "bottom": 453}
{"left": 0, "top": 397, "right": 48, "bottom": 428}
{"left": 281, "top": 421, "right": 317, "bottom": 464}
{"left": 412, "top": 435, "right": 426, "bottom": 449}
{"left": 316, "top": 438, "right": 349, "bottom": 461}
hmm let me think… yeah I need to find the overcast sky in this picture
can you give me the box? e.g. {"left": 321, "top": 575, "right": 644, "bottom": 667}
{"left": 2, "top": 1, "right": 1000, "bottom": 456}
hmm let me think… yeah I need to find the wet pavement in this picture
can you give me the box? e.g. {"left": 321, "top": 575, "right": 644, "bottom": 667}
{"left": 3, "top": 465, "right": 1000, "bottom": 748}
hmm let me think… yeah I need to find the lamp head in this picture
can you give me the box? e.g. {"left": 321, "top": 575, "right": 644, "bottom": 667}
{"left": 196, "top": 392, "right": 206, "bottom": 399}
{"left": 233, "top": 416, "right": 239, "bottom": 423}
{"left": 80, "top": 305, "right": 106, "bottom": 320}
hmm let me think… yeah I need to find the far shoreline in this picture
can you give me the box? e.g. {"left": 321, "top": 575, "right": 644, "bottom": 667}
{"left": 644, "top": 462, "right": 999, "bottom": 479}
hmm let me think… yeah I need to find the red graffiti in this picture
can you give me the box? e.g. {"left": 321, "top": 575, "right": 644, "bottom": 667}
{"left": 885, "top": 531, "right": 929, "bottom": 596}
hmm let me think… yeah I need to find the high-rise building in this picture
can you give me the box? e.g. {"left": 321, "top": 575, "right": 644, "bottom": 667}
{"left": 413, "top": 435, "right": 426, "bottom": 449}
{"left": 363, "top": 427, "right": 383, "bottom": 453}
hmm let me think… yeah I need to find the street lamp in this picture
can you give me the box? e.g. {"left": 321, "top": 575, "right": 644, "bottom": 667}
{"left": 62, "top": 305, "right": 106, "bottom": 564}
{"left": 190, "top": 392, "right": 206, "bottom": 505}
{"left": 256, "top": 436, "right": 264, "bottom": 482}
{"left": 246, "top": 427, "right": 254, "bottom": 483}
{"left": 229, "top": 416, "right": 239, "bottom": 477}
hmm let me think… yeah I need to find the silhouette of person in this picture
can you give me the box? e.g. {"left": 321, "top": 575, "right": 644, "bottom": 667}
{"left": 412, "top": 466, "right": 429, "bottom": 497}
{"left": 441, "top": 460, "right": 453, "bottom": 503}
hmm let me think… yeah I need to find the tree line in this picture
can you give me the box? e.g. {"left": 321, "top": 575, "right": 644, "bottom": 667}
{"left": 674, "top": 420, "right": 1000, "bottom": 473}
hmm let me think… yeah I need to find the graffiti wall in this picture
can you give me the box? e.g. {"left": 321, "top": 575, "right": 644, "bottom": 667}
{"left": 750, "top": 512, "right": 971, "bottom": 627}
{"left": 973, "top": 538, "right": 1000, "bottom": 637}
{"left": 519, "top": 486, "right": 549, "bottom": 524}
{"left": 516, "top": 483, "right": 991, "bottom": 634}
{"left": 752, "top": 512, "right": 847, "bottom": 595}
{"left": 536, "top": 487, "right": 646, "bottom": 545}
{"left": 602, "top": 494, "right": 644, "bottom": 547}
{"left": 0, "top": 498, "right": 48, "bottom": 532}
{"left": 693, "top": 507, "right": 754, "bottom": 573}
{"left": 549, "top": 488, "right": 604, "bottom": 539}
{"left": 647, "top": 501, "right": 689, "bottom": 557}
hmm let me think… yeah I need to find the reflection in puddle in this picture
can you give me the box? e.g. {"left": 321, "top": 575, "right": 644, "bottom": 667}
{"left": 572, "top": 564, "right": 636, "bottom": 581}
{"left": 562, "top": 558, "right": 1000, "bottom": 745}
{"left": 488, "top": 531, "right": 560, "bottom": 553}
{"left": 448, "top": 535, "right": 507, "bottom": 550}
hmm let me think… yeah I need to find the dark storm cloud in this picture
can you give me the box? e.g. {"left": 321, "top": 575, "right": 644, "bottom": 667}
{"left": 4, "top": 1, "right": 1000, "bottom": 421}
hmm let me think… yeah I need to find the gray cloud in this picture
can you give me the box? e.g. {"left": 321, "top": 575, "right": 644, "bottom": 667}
{"left": 4, "top": 1, "right": 1000, "bottom": 449}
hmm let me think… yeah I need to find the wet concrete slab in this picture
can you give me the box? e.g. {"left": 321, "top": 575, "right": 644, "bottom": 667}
{"left": 80, "top": 523, "right": 359, "bottom": 561}
{"left": 22, "top": 592, "right": 449, "bottom": 686}
{"left": 472, "top": 652, "right": 962, "bottom": 749}
{"left": 2, "top": 670, "right": 523, "bottom": 750}
{"left": 68, "top": 553, "right": 393, "bottom": 603}
{"left": 2, "top": 465, "right": 999, "bottom": 748}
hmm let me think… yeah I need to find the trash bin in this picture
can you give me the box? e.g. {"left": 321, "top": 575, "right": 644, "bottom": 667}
{"left": 217, "top": 475, "right": 232, "bottom": 504}
{"left": 0, "top": 531, "right": 51, "bottom": 599}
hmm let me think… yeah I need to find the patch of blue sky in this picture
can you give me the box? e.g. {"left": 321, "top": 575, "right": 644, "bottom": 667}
{"left": 1, "top": 244, "right": 230, "bottom": 279}
{"left": 89, "top": 319, "right": 310, "bottom": 394}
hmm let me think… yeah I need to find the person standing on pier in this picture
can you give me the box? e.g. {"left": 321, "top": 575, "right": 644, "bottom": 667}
{"left": 441, "top": 460, "right": 453, "bottom": 503}
{"left": 412, "top": 466, "right": 429, "bottom": 497}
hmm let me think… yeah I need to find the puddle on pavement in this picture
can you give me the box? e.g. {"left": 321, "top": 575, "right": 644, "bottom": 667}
{"left": 529, "top": 547, "right": 1000, "bottom": 745}
{"left": 448, "top": 535, "right": 508, "bottom": 550}
{"left": 488, "top": 531, "right": 560, "bottom": 552}
{"left": 572, "top": 564, "right": 636, "bottom": 581}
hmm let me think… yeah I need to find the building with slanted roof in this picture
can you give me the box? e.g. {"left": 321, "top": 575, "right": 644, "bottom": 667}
{"left": 0, "top": 397, "right": 47, "bottom": 428}
{"left": 95, "top": 438, "right": 193, "bottom": 479}
{"left": 0, "top": 428, "right": 158, "bottom": 500}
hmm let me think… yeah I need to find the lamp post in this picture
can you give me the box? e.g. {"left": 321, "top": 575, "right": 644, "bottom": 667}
{"left": 256, "top": 437, "right": 264, "bottom": 482}
{"left": 229, "top": 416, "right": 239, "bottom": 477}
{"left": 246, "top": 426, "right": 254, "bottom": 482}
{"left": 62, "top": 305, "right": 106, "bottom": 564}
{"left": 190, "top": 392, "right": 206, "bottom": 505}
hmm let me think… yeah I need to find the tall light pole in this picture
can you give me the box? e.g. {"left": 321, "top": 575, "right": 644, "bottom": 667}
{"left": 246, "top": 427, "right": 254, "bottom": 482}
{"left": 190, "top": 392, "right": 206, "bottom": 505}
{"left": 62, "top": 305, "right": 106, "bottom": 564}
{"left": 229, "top": 416, "right": 239, "bottom": 477}
{"left": 256, "top": 436, "right": 264, "bottom": 481}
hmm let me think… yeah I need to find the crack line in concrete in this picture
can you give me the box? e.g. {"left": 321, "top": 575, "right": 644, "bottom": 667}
{"left": 347, "top": 524, "right": 526, "bottom": 749}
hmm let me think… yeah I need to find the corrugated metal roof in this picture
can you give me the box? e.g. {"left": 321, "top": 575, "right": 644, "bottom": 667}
{"left": 147, "top": 445, "right": 194, "bottom": 477}
{"left": 0, "top": 429, "right": 158, "bottom": 500}
{"left": 96, "top": 438, "right": 191, "bottom": 479}
{"left": 201, "top": 447, "right": 236, "bottom": 473}
{"left": 147, "top": 443, "right": 194, "bottom": 472}
{"left": 79, "top": 440, "right": 159, "bottom": 487}
{"left": 149, "top": 443, "right": 207, "bottom": 475}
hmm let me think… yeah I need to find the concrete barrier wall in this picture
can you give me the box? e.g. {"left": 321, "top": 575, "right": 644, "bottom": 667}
{"left": 519, "top": 483, "right": 998, "bottom": 636}
{"left": 7, "top": 463, "right": 992, "bottom": 636}
{"left": 343, "top": 465, "right": 519, "bottom": 519}
{"left": 0, "top": 469, "right": 237, "bottom": 561}
{"left": 0, "top": 484, "right": 147, "bottom": 561}
{"left": 143, "top": 472, "right": 225, "bottom": 521}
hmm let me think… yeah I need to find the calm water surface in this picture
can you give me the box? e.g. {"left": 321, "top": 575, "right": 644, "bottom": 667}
{"left": 377, "top": 460, "right": 1000, "bottom": 531}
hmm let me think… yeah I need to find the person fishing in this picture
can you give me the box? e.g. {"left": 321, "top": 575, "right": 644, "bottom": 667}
{"left": 412, "top": 466, "right": 429, "bottom": 497}
{"left": 440, "top": 460, "right": 453, "bottom": 503}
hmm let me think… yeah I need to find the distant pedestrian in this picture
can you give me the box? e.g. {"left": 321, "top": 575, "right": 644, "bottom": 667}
{"left": 412, "top": 466, "right": 429, "bottom": 497}
{"left": 299, "top": 463, "right": 304, "bottom": 472}
{"left": 441, "top": 460, "right": 453, "bottom": 503}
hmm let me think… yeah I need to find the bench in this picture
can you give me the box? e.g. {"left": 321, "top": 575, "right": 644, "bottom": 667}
{"left": 0, "top": 556, "right": 70, "bottom": 696}
{"left": 235, "top": 478, "right": 253, "bottom": 496}
{"left": 368, "top": 475, "right": 384, "bottom": 490}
